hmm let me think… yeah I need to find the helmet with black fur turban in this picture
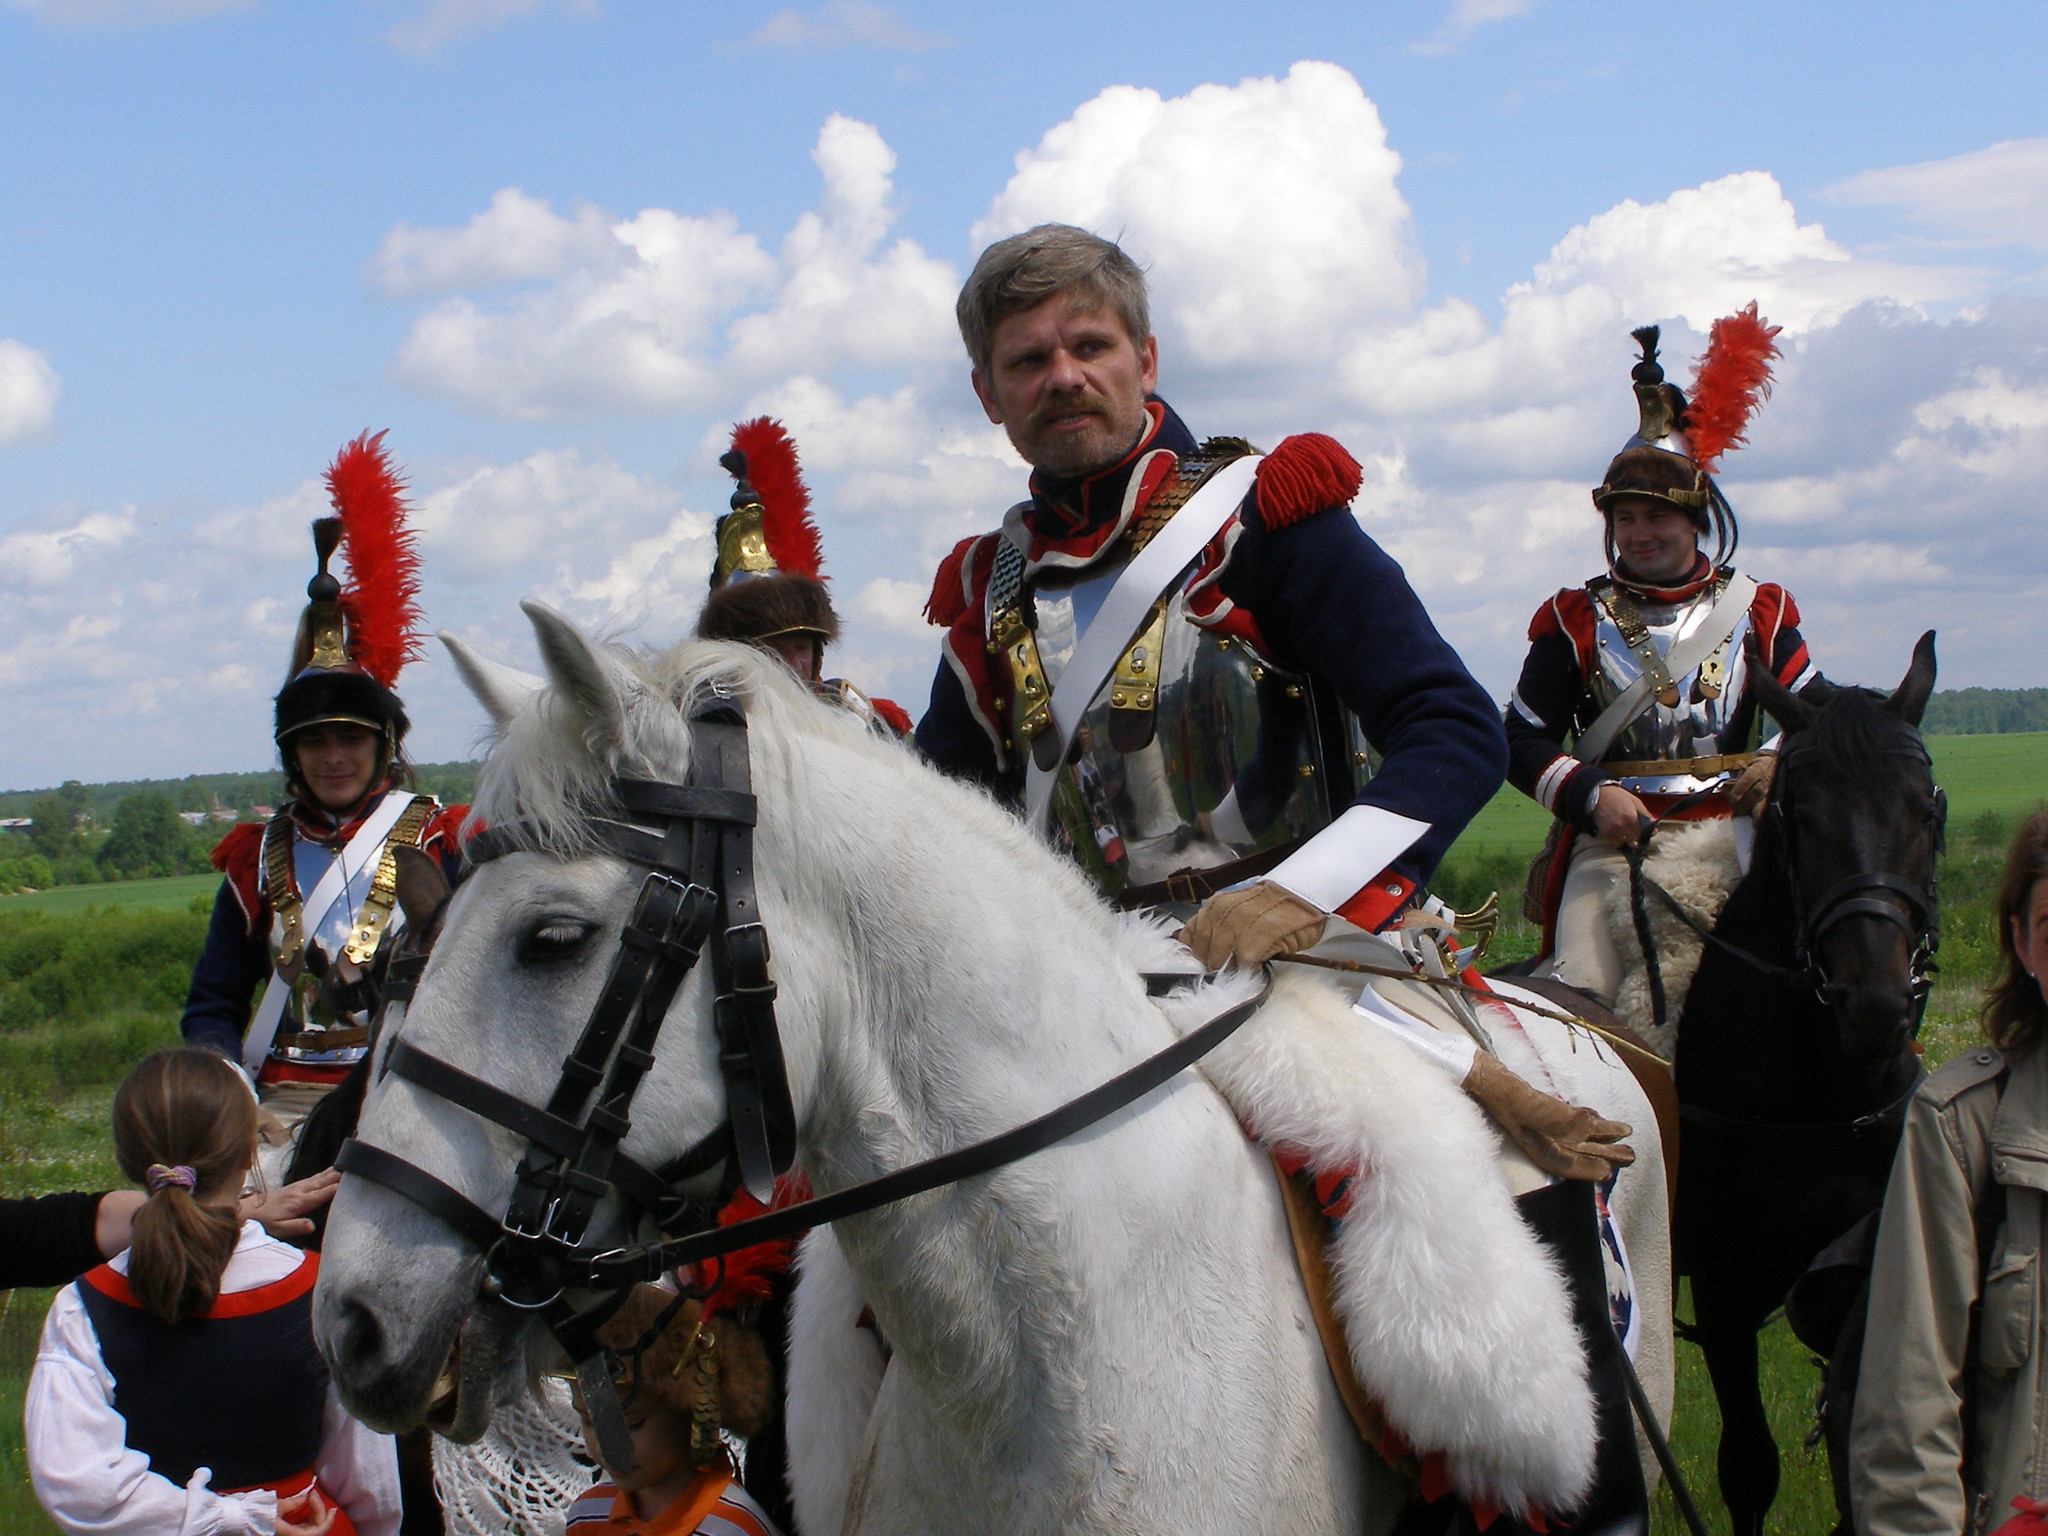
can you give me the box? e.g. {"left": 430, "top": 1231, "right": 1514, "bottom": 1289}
{"left": 698, "top": 418, "right": 839, "bottom": 648}
{"left": 273, "top": 432, "right": 421, "bottom": 748}
{"left": 1592, "top": 305, "right": 1780, "bottom": 568}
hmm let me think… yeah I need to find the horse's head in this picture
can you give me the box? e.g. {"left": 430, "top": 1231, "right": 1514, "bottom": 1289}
{"left": 1749, "top": 631, "right": 1942, "bottom": 1062}
{"left": 314, "top": 600, "right": 859, "bottom": 1435}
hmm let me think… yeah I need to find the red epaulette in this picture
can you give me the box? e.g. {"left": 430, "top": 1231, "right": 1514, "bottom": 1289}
{"left": 1252, "top": 433, "right": 1363, "bottom": 530}
{"left": 1530, "top": 589, "right": 1598, "bottom": 679}
{"left": 869, "top": 698, "right": 913, "bottom": 737}
{"left": 210, "top": 822, "right": 268, "bottom": 939}
{"left": 1747, "top": 584, "right": 1807, "bottom": 683}
{"left": 419, "top": 802, "right": 471, "bottom": 856}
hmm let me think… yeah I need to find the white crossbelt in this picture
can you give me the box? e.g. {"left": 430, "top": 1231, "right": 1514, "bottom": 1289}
{"left": 242, "top": 792, "right": 419, "bottom": 1074}
{"left": 1025, "top": 454, "right": 1262, "bottom": 832}
{"left": 1572, "top": 572, "right": 1758, "bottom": 765}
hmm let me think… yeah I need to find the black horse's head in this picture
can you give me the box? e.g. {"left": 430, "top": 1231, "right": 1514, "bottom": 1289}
{"left": 1748, "top": 631, "right": 1943, "bottom": 1063}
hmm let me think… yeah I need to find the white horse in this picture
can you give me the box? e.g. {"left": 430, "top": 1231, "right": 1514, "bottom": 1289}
{"left": 314, "top": 602, "right": 1668, "bottom": 1536}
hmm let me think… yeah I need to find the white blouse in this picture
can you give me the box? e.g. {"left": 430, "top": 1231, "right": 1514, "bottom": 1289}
{"left": 24, "top": 1222, "right": 403, "bottom": 1536}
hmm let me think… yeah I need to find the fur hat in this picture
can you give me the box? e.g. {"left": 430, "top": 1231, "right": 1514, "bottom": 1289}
{"left": 593, "top": 1284, "right": 775, "bottom": 1462}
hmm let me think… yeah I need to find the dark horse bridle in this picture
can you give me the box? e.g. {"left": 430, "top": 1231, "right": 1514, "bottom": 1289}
{"left": 334, "top": 698, "right": 1268, "bottom": 1465}
{"left": 1627, "top": 720, "right": 1944, "bottom": 1136}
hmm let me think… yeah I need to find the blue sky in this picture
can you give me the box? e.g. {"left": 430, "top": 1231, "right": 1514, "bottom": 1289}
{"left": 3, "top": 0, "right": 2046, "bottom": 787}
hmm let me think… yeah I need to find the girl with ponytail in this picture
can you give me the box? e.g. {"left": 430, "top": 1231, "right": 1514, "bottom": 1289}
{"left": 25, "top": 1049, "right": 400, "bottom": 1536}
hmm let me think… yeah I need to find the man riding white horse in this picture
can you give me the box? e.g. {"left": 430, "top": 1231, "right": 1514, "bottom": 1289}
{"left": 1508, "top": 311, "right": 1822, "bottom": 1030}
{"left": 700, "top": 417, "right": 911, "bottom": 738}
{"left": 913, "top": 224, "right": 1655, "bottom": 1534}
{"left": 181, "top": 432, "right": 466, "bottom": 1153}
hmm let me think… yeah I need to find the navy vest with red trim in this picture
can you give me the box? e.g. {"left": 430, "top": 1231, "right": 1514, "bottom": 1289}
{"left": 75, "top": 1251, "right": 328, "bottom": 1491}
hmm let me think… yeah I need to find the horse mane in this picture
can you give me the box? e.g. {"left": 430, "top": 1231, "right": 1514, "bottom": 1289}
{"left": 467, "top": 638, "right": 879, "bottom": 855}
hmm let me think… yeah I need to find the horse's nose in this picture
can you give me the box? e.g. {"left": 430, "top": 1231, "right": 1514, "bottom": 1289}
{"left": 1824, "top": 981, "right": 1914, "bottom": 1061}
{"left": 318, "top": 1291, "right": 432, "bottom": 1431}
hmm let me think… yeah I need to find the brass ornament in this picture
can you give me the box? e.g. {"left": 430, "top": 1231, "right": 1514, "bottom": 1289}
{"left": 712, "top": 503, "right": 775, "bottom": 587}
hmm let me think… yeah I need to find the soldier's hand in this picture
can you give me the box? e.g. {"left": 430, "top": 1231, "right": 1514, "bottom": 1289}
{"left": 1462, "top": 1050, "right": 1635, "bottom": 1182}
{"left": 1728, "top": 753, "right": 1778, "bottom": 820}
{"left": 1592, "top": 783, "right": 1651, "bottom": 848}
{"left": 1177, "top": 881, "right": 1326, "bottom": 971}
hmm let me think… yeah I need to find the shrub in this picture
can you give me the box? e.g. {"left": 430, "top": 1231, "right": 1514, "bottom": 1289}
{"left": 0, "top": 907, "right": 208, "bottom": 1032}
{"left": 0, "top": 855, "right": 55, "bottom": 894}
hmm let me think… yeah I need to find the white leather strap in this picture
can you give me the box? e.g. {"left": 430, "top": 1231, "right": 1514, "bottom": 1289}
{"left": 242, "top": 792, "right": 419, "bottom": 1072}
{"left": 1025, "top": 454, "right": 1262, "bottom": 832}
{"left": 1573, "top": 572, "right": 1758, "bottom": 765}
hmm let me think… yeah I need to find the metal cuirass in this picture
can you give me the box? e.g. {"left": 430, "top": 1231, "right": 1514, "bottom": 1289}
{"left": 261, "top": 802, "right": 429, "bottom": 1064}
{"left": 1017, "top": 549, "right": 1365, "bottom": 900}
{"left": 1587, "top": 575, "right": 1758, "bottom": 795}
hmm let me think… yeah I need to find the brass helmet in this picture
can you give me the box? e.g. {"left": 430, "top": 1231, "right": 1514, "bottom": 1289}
{"left": 1591, "top": 307, "right": 1781, "bottom": 570}
{"left": 698, "top": 418, "right": 839, "bottom": 648}
{"left": 273, "top": 432, "right": 421, "bottom": 750}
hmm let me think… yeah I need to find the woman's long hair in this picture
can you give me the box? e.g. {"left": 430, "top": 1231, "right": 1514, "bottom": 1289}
{"left": 1983, "top": 807, "right": 2048, "bottom": 1055}
{"left": 111, "top": 1050, "right": 258, "bottom": 1325}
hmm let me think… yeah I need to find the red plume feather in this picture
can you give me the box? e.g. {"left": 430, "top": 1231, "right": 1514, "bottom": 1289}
{"left": 731, "top": 418, "right": 824, "bottom": 581}
{"left": 1685, "top": 304, "right": 1781, "bottom": 474}
{"left": 682, "top": 1176, "right": 810, "bottom": 1321}
{"left": 326, "top": 431, "right": 423, "bottom": 689}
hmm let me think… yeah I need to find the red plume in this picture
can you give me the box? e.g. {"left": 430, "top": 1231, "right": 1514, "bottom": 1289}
{"left": 326, "top": 431, "right": 423, "bottom": 689}
{"left": 681, "top": 1175, "right": 810, "bottom": 1321}
{"left": 731, "top": 418, "right": 824, "bottom": 581}
{"left": 1685, "top": 304, "right": 1781, "bottom": 474}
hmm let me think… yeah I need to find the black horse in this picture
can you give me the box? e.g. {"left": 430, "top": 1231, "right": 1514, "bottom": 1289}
{"left": 1672, "top": 633, "right": 1942, "bottom": 1536}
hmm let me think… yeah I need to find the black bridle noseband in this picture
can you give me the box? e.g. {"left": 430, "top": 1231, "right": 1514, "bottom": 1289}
{"left": 334, "top": 698, "right": 1269, "bottom": 1465}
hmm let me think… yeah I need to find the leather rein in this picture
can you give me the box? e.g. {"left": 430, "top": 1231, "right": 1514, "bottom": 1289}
{"left": 332, "top": 698, "right": 1269, "bottom": 1463}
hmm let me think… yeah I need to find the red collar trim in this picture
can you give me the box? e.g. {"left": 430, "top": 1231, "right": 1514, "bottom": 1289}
{"left": 1609, "top": 554, "right": 1717, "bottom": 604}
{"left": 289, "top": 782, "right": 399, "bottom": 845}
{"left": 83, "top": 1250, "right": 319, "bottom": 1317}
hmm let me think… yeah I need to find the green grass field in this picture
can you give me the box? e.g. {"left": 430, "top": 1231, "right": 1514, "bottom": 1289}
{"left": 0, "top": 872, "right": 218, "bottom": 916}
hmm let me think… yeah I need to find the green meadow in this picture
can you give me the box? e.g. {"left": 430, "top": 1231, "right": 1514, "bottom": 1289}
{"left": 0, "top": 732, "right": 2041, "bottom": 1534}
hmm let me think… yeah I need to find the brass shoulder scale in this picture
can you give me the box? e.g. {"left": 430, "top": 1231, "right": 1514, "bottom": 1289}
{"left": 263, "top": 796, "right": 437, "bottom": 971}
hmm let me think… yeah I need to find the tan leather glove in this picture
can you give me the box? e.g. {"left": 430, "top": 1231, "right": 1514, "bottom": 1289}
{"left": 1177, "top": 881, "right": 1326, "bottom": 970}
{"left": 1462, "top": 1051, "right": 1635, "bottom": 1182}
{"left": 1728, "top": 753, "right": 1778, "bottom": 819}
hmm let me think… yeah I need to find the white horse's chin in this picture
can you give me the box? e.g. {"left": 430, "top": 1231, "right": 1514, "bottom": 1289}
{"left": 315, "top": 1181, "right": 502, "bottom": 1433}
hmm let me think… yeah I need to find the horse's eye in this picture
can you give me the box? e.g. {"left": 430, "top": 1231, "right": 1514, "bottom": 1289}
{"left": 517, "top": 919, "right": 593, "bottom": 965}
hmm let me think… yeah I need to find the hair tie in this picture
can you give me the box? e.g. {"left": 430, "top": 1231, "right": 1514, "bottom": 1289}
{"left": 145, "top": 1164, "right": 198, "bottom": 1195}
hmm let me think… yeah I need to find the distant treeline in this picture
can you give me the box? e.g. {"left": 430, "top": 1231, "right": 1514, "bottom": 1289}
{"left": 1920, "top": 689, "right": 2048, "bottom": 736}
{"left": 0, "top": 762, "right": 480, "bottom": 893}
{"left": 0, "top": 760, "right": 481, "bottom": 823}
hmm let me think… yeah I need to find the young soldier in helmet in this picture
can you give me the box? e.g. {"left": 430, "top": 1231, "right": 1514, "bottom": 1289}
{"left": 699, "top": 418, "right": 911, "bottom": 738}
{"left": 180, "top": 434, "right": 467, "bottom": 1166}
{"left": 1508, "top": 310, "right": 1819, "bottom": 1010}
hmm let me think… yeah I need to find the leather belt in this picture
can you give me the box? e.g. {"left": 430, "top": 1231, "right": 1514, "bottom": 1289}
{"left": 1110, "top": 838, "right": 1303, "bottom": 912}
{"left": 1603, "top": 752, "right": 1759, "bottom": 779}
{"left": 274, "top": 1026, "right": 369, "bottom": 1053}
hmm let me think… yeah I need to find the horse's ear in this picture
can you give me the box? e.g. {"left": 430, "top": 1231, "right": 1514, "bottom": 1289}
{"left": 439, "top": 631, "right": 543, "bottom": 730}
{"left": 522, "top": 599, "right": 634, "bottom": 755}
{"left": 1887, "top": 631, "right": 1938, "bottom": 727}
{"left": 392, "top": 846, "right": 451, "bottom": 932}
{"left": 1746, "top": 636, "right": 1816, "bottom": 734}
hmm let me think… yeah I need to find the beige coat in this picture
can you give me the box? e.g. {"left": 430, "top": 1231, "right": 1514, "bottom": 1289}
{"left": 1854, "top": 1042, "right": 2048, "bottom": 1536}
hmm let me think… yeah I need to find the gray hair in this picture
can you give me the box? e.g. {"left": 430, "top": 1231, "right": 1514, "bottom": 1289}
{"left": 956, "top": 224, "right": 1150, "bottom": 376}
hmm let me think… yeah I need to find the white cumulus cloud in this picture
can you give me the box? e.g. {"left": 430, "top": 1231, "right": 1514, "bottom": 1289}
{"left": 1829, "top": 138, "right": 2048, "bottom": 250}
{"left": 975, "top": 61, "right": 1420, "bottom": 375}
{"left": 386, "top": 115, "right": 954, "bottom": 420}
{"left": 0, "top": 339, "right": 61, "bottom": 444}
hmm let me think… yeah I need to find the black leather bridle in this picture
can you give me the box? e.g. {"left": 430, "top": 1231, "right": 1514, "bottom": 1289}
{"left": 333, "top": 697, "right": 1269, "bottom": 1465}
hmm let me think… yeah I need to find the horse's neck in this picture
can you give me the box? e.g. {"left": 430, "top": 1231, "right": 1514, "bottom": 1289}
{"left": 788, "top": 785, "right": 1243, "bottom": 1459}
{"left": 1680, "top": 822, "right": 1905, "bottom": 1112}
